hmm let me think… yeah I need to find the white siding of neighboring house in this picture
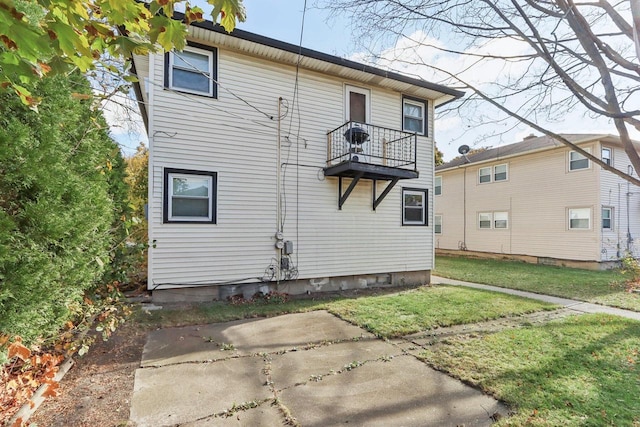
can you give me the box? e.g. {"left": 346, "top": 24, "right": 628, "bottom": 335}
{"left": 598, "top": 142, "right": 640, "bottom": 260}
{"left": 145, "top": 41, "right": 435, "bottom": 288}
{"left": 436, "top": 142, "right": 606, "bottom": 262}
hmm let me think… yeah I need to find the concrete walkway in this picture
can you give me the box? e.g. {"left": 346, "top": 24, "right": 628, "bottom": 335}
{"left": 432, "top": 275, "right": 640, "bottom": 321}
{"left": 130, "top": 310, "right": 506, "bottom": 426}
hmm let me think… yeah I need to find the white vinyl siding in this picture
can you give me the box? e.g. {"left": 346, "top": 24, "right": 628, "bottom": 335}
{"left": 144, "top": 45, "right": 437, "bottom": 287}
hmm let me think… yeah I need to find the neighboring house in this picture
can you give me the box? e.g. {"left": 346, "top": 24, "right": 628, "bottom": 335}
{"left": 131, "top": 14, "right": 464, "bottom": 300}
{"left": 434, "top": 134, "right": 640, "bottom": 268}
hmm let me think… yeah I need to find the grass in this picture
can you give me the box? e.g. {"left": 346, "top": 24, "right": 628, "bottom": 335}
{"left": 421, "top": 313, "right": 640, "bottom": 426}
{"left": 434, "top": 255, "right": 640, "bottom": 311}
{"left": 324, "top": 286, "right": 555, "bottom": 337}
{"left": 135, "top": 285, "right": 555, "bottom": 338}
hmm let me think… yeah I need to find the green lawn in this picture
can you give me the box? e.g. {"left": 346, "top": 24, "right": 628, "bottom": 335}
{"left": 325, "top": 286, "right": 555, "bottom": 337}
{"left": 422, "top": 313, "right": 640, "bottom": 426}
{"left": 434, "top": 255, "right": 640, "bottom": 311}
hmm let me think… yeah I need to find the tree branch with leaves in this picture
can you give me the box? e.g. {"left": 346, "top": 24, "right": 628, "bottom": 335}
{"left": 0, "top": 0, "right": 245, "bottom": 108}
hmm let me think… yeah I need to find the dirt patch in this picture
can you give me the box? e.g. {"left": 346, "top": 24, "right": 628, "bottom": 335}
{"left": 28, "top": 323, "right": 146, "bottom": 427}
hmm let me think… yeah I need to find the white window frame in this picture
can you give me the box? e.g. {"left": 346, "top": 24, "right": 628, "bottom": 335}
{"left": 601, "top": 147, "right": 612, "bottom": 166}
{"left": 602, "top": 206, "right": 613, "bottom": 230}
{"left": 345, "top": 85, "right": 370, "bottom": 124}
{"left": 494, "top": 164, "right": 508, "bottom": 181}
{"left": 569, "top": 149, "right": 590, "bottom": 171}
{"left": 568, "top": 207, "right": 591, "bottom": 230}
{"left": 494, "top": 211, "right": 509, "bottom": 229}
{"left": 402, "top": 188, "right": 428, "bottom": 226}
{"left": 402, "top": 97, "right": 426, "bottom": 135}
{"left": 434, "top": 214, "right": 442, "bottom": 234}
{"left": 164, "top": 168, "right": 217, "bottom": 223}
{"left": 168, "top": 46, "right": 216, "bottom": 97}
{"left": 434, "top": 176, "right": 442, "bottom": 196}
{"left": 478, "top": 212, "right": 492, "bottom": 229}
{"left": 479, "top": 167, "right": 492, "bottom": 184}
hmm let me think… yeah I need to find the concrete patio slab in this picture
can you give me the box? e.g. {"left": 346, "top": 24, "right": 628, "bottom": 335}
{"left": 130, "top": 357, "right": 269, "bottom": 426}
{"left": 278, "top": 354, "right": 504, "bottom": 427}
{"left": 178, "top": 403, "right": 285, "bottom": 426}
{"left": 141, "top": 311, "right": 372, "bottom": 367}
{"left": 131, "top": 311, "right": 507, "bottom": 426}
{"left": 269, "top": 338, "right": 401, "bottom": 390}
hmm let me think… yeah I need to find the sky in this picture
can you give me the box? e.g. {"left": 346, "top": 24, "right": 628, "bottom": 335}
{"left": 109, "top": 0, "right": 638, "bottom": 161}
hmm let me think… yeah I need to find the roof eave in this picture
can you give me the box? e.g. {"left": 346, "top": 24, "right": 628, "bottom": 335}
{"left": 179, "top": 13, "right": 464, "bottom": 102}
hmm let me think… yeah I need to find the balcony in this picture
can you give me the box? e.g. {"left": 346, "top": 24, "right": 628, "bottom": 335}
{"left": 324, "top": 122, "right": 419, "bottom": 209}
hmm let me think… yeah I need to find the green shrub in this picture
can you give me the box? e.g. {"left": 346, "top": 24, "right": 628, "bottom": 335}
{"left": 0, "top": 72, "right": 127, "bottom": 350}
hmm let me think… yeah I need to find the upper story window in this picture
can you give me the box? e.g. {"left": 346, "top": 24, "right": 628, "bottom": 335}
{"left": 402, "top": 188, "right": 428, "bottom": 226}
{"left": 402, "top": 96, "right": 427, "bottom": 135}
{"left": 568, "top": 207, "right": 590, "bottom": 230}
{"left": 165, "top": 44, "right": 217, "bottom": 97}
{"left": 164, "top": 168, "right": 217, "bottom": 223}
{"left": 346, "top": 85, "right": 370, "bottom": 124}
{"left": 435, "top": 176, "right": 442, "bottom": 196}
{"left": 494, "top": 164, "right": 508, "bottom": 181}
{"left": 601, "top": 147, "right": 612, "bottom": 166}
{"left": 479, "top": 167, "right": 492, "bottom": 183}
{"left": 602, "top": 207, "right": 613, "bottom": 230}
{"left": 569, "top": 149, "right": 590, "bottom": 171}
{"left": 479, "top": 164, "right": 508, "bottom": 184}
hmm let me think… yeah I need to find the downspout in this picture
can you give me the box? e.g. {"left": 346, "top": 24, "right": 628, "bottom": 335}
{"left": 617, "top": 183, "right": 622, "bottom": 258}
{"left": 628, "top": 165, "right": 633, "bottom": 253}
{"left": 463, "top": 167, "right": 467, "bottom": 249}
{"left": 276, "top": 98, "right": 282, "bottom": 284}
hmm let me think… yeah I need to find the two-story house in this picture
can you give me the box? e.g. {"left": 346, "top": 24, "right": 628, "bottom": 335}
{"left": 131, "top": 14, "right": 464, "bottom": 301}
{"left": 434, "top": 134, "right": 640, "bottom": 268}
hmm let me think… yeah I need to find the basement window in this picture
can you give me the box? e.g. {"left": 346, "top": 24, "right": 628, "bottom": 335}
{"left": 164, "top": 168, "right": 217, "bottom": 223}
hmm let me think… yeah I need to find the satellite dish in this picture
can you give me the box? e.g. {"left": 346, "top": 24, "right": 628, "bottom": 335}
{"left": 458, "top": 145, "right": 470, "bottom": 155}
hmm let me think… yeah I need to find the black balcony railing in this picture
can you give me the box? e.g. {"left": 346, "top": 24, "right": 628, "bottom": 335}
{"left": 326, "top": 121, "right": 417, "bottom": 171}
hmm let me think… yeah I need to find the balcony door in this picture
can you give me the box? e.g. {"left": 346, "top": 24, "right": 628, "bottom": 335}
{"left": 345, "top": 85, "right": 370, "bottom": 125}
